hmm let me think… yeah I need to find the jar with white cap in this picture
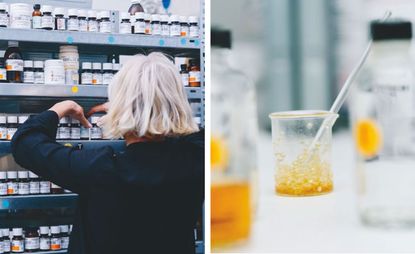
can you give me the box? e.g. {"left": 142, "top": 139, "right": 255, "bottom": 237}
{"left": 119, "top": 12, "right": 131, "bottom": 34}
{"left": 134, "top": 12, "right": 145, "bottom": 34}
{"left": 54, "top": 7, "right": 66, "bottom": 30}
{"left": 11, "top": 228, "right": 24, "bottom": 253}
{"left": 169, "top": 15, "right": 180, "bottom": 37}
{"left": 144, "top": 13, "right": 151, "bottom": 35}
{"left": 17, "top": 170, "right": 29, "bottom": 195}
{"left": 92, "top": 62, "right": 102, "bottom": 85}
{"left": 58, "top": 117, "right": 70, "bottom": 140}
{"left": 99, "top": 10, "right": 111, "bottom": 33}
{"left": 29, "top": 171, "right": 40, "bottom": 195}
{"left": 78, "top": 9, "right": 88, "bottom": 32}
{"left": 0, "top": 3, "right": 8, "bottom": 28}
{"left": 33, "top": 60, "right": 44, "bottom": 84}
{"left": 6, "top": 115, "right": 18, "bottom": 140}
{"left": 2, "top": 228, "right": 10, "bottom": 253}
{"left": 41, "top": 5, "right": 54, "bottom": 30}
{"left": 23, "top": 60, "right": 34, "bottom": 83}
{"left": 0, "top": 171, "right": 6, "bottom": 196}
{"left": 59, "top": 46, "right": 79, "bottom": 85}
{"left": 0, "top": 115, "right": 6, "bottom": 140}
{"left": 39, "top": 226, "right": 50, "bottom": 251}
{"left": 151, "top": 14, "right": 161, "bottom": 35}
{"left": 50, "top": 226, "right": 61, "bottom": 251}
{"left": 39, "top": 177, "right": 50, "bottom": 194}
{"left": 189, "top": 16, "right": 199, "bottom": 38}
{"left": 179, "top": 16, "right": 189, "bottom": 37}
{"left": 10, "top": 3, "right": 31, "bottom": 29}
{"left": 45, "top": 60, "right": 65, "bottom": 85}
{"left": 81, "top": 62, "right": 92, "bottom": 85}
{"left": 90, "top": 116, "right": 102, "bottom": 139}
{"left": 60, "top": 225, "right": 69, "bottom": 249}
{"left": 87, "top": 10, "right": 98, "bottom": 32}
{"left": 70, "top": 118, "right": 80, "bottom": 140}
{"left": 102, "top": 63, "right": 113, "bottom": 85}
{"left": 7, "top": 171, "right": 18, "bottom": 195}
{"left": 67, "top": 9, "right": 79, "bottom": 31}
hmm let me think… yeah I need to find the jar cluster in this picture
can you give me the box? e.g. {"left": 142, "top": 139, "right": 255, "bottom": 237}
{"left": 57, "top": 115, "right": 104, "bottom": 140}
{"left": 0, "top": 225, "right": 72, "bottom": 253}
{"left": 0, "top": 115, "right": 28, "bottom": 141}
{"left": 81, "top": 62, "right": 120, "bottom": 85}
{"left": 179, "top": 59, "right": 202, "bottom": 87}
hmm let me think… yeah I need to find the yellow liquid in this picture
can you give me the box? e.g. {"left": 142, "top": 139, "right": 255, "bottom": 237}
{"left": 211, "top": 180, "right": 251, "bottom": 248}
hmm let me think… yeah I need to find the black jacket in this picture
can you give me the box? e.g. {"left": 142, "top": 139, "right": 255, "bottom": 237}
{"left": 11, "top": 111, "right": 204, "bottom": 254}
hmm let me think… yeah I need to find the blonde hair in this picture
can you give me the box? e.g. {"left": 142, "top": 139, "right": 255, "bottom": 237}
{"left": 100, "top": 52, "right": 199, "bottom": 139}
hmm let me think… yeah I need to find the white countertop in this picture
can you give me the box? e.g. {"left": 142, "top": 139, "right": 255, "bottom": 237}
{"left": 220, "top": 130, "right": 415, "bottom": 253}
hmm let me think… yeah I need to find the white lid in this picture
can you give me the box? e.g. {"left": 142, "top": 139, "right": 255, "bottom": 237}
{"left": 82, "top": 62, "right": 92, "bottom": 69}
{"left": 50, "top": 226, "right": 60, "bottom": 234}
{"left": 60, "top": 45, "right": 78, "bottom": 53}
{"left": 60, "top": 225, "right": 69, "bottom": 233}
{"left": 96, "top": 11, "right": 101, "bottom": 20}
{"left": 134, "top": 12, "right": 144, "bottom": 19}
{"left": 169, "top": 15, "right": 179, "bottom": 23}
{"left": 131, "top": 0, "right": 141, "bottom": 3}
{"left": 0, "top": 115, "right": 5, "bottom": 123}
{"left": 29, "top": 171, "right": 38, "bottom": 178}
{"left": 45, "top": 59, "right": 64, "bottom": 68}
{"left": 100, "top": 10, "right": 110, "bottom": 18}
{"left": 160, "top": 14, "right": 169, "bottom": 22}
{"left": 34, "top": 61, "right": 44, "bottom": 68}
{"left": 54, "top": 7, "right": 65, "bottom": 16}
{"left": 18, "top": 115, "right": 28, "bottom": 123}
{"left": 59, "top": 117, "right": 69, "bottom": 124}
{"left": 12, "top": 228, "right": 22, "bottom": 236}
{"left": 92, "top": 62, "right": 101, "bottom": 70}
{"left": 24, "top": 60, "right": 33, "bottom": 68}
{"left": 90, "top": 116, "right": 100, "bottom": 124}
{"left": 0, "top": 3, "right": 7, "bottom": 11}
{"left": 0, "top": 171, "right": 6, "bottom": 179}
{"left": 71, "top": 118, "right": 80, "bottom": 124}
{"left": 144, "top": 13, "right": 151, "bottom": 20}
{"left": 7, "top": 115, "right": 17, "bottom": 123}
{"left": 188, "top": 16, "right": 198, "bottom": 23}
{"left": 68, "top": 8, "right": 78, "bottom": 17}
{"left": 7, "top": 171, "right": 17, "bottom": 179}
{"left": 179, "top": 16, "right": 188, "bottom": 23}
{"left": 113, "top": 63, "right": 120, "bottom": 70}
{"left": 88, "top": 10, "right": 97, "bottom": 18}
{"left": 39, "top": 226, "right": 49, "bottom": 235}
{"left": 120, "top": 11, "right": 130, "bottom": 20}
{"left": 18, "top": 170, "right": 28, "bottom": 179}
{"left": 42, "top": 5, "right": 53, "bottom": 13}
{"left": 102, "top": 63, "right": 112, "bottom": 70}
{"left": 78, "top": 9, "right": 87, "bottom": 18}
{"left": 151, "top": 14, "right": 160, "bottom": 22}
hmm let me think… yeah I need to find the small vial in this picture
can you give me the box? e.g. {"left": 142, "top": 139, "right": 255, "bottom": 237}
{"left": 17, "top": 171, "right": 29, "bottom": 195}
{"left": 70, "top": 118, "right": 81, "bottom": 140}
{"left": 33, "top": 61, "right": 44, "bottom": 84}
{"left": 151, "top": 14, "right": 161, "bottom": 35}
{"left": 189, "top": 16, "right": 199, "bottom": 38}
{"left": 180, "top": 64, "right": 189, "bottom": 87}
{"left": 29, "top": 171, "right": 40, "bottom": 195}
{"left": 39, "top": 177, "right": 50, "bottom": 194}
{"left": 169, "top": 15, "right": 180, "bottom": 37}
{"left": 180, "top": 16, "right": 189, "bottom": 37}
{"left": 24, "top": 228, "right": 39, "bottom": 252}
{"left": 80, "top": 125, "right": 90, "bottom": 140}
{"left": 0, "top": 171, "right": 7, "bottom": 196}
{"left": 11, "top": 228, "right": 24, "bottom": 253}
{"left": 59, "top": 225, "right": 69, "bottom": 249}
{"left": 119, "top": 12, "right": 131, "bottom": 34}
{"left": 2, "top": 228, "right": 10, "bottom": 253}
{"left": 134, "top": 12, "right": 145, "bottom": 34}
{"left": 92, "top": 62, "right": 102, "bottom": 85}
{"left": 112, "top": 63, "right": 120, "bottom": 75}
{"left": 0, "top": 3, "right": 8, "bottom": 28}
{"left": 160, "top": 15, "right": 170, "bottom": 36}
{"left": 0, "top": 115, "right": 7, "bottom": 140}
{"left": 87, "top": 10, "right": 98, "bottom": 32}
{"left": 58, "top": 117, "right": 70, "bottom": 140}
{"left": 39, "top": 227, "right": 50, "bottom": 251}
{"left": 6, "top": 115, "right": 18, "bottom": 141}
{"left": 78, "top": 9, "right": 88, "bottom": 32}
{"left": 51, "top": 183, "right": 63, "bottom": 194}
{"left": 54, "top": 7, "right": 66, "bottom": 31}
{"left": 41, "top": 5, "right": 54, "bottom": 30}
{"left": 102, "top": 63, "right": 113, "bottom": 85}
{"left": 6, "top": 171, "right": 18, "bottom": 195}
{"left": 90, "top": 116, "right": 102, "bottom": 140}
{"left": 81, "top": 62, "right": 92, "bottom": 85}
{"left": 23, "top": 60, "right": 34, "bottom": 83}
{"left": 32, "top": 4, "right": 42, "bottom": 29}
{"left": 99, "top": 11, "right": 111, "bottom": 33}
{"left": 144, "top": 13, "right": 151, "bottom": 35}
{"left": 50, "top": 226, "right": 61, "bottom": 251}
{"left": 67, "top": 9, "right": 79, "bottom": 31}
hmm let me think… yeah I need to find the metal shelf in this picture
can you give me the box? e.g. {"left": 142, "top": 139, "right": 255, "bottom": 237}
{"left": 0, "top": 194, "right": 78, "bottom": 210}
{"left": 19, "top": 250, "right": 67, "bottom": 254}
{"left": 0, "top": 28, "right": 201, "bottom": 50}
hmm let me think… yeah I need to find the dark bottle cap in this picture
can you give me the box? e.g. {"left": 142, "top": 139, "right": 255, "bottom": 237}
{"left": 33, "top": 4, "right": 41, "bottom": 10}
{"left": 212, "top": 28, "right": 232, "bottom": 49}
{"left": 370, "top": 19, "right": 412, "bottom": 41}
{"left": 189, "top": 59, "right": 199, "bottom": 66}
{"left": 180, "top": 64, "right": 187, "bottom": 71}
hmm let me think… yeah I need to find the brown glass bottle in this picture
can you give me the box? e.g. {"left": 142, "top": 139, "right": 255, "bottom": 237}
{"left": 4, "top": 42, "right": 23, "bottom": 83}
{"left": 188, "top": 59, "right": 201, "bottom": 87}
{"left": 32, "top": 4, "right": 42, "bottom": 29}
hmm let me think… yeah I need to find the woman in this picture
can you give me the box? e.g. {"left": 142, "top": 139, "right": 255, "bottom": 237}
{"left": 11, "top": 53, "right": 204, "bottom": 254}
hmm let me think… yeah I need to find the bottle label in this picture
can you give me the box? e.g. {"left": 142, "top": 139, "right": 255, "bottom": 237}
{"left": 56, "top": 18, "right": 66, "bottom": 30}
{"left": 18, "top": 182, "right": 29, "bottom": 195}
{"left": 0, "top": 127, "right": 6, "bottom": 140}
{"left": 190, "top": 26, "right": 199, "bottom": 37}
{"left": 40, "top": 238, "right": 50, "bottom": 250}
{"left": 24, "top": 71, "right": 34, "bottom": 83}
{"left": 170, "top": 24, "right": 180, "bottom": 36}
{"left": 119, "top": 22, "right": 131, "bottom": 34}
{"left": 0, "top": 68, "right": 6, "bottom": 80}
{"left": 25, "top": 237, "right": 40, "bottom": 250}
{"left": 61, "top": 236, "right": 69, "bottom": 249}
{"left": 88, "top": 20, "right": 98, "bottom": 32}
{"left": 91, "top": 127, "right": 102, "bottom": 139}
{"left": 67, "top": 18, "right": 79, "bottom": 31}
{"left": 92, "top": 73, "right": 103, "bottom": 85}
{"left": 3, "top": 240, "right": 10, "bottom": 252}
{"left": 7, "top": 181, "right": 18, "bottom": 195}
{"left": 7, "top": 127, "right": 17, "bottom": 140}
{"left": 145, "top": 22, "right": 151, "bottom": 34}
{"left": 32, "top": 16, "right": 42, "bottom": 29}
{"left": 34, "top": 72, "right": 44, "bottom": 84}
{"left": 0, "top": 13, "right": 8, "bottom": 27}
{"left": 81, "top": 127, "right": 90, "bottom": 139}
{"left": 11, "top": 239, "right": 24, "bottom": 252}
{"left": 134, "top": 21, "right": 145, "bottom": 34}
{"left": 181, "top": 26, "right": 189, "bottom": 37}
{"left": 6, "top": 59, "right": 23, "bottom": 72}
{"left": 103, "top": 73, "right": 113, "bottom": 85}
{"left": 0, "top": 182, "right": 7, "bottom": 195}
{"left": 40, "top": 181, "right": 50, "bottom": 194}
{"left": 71, "top": 127, "right": 81, "bottom": 140}
{"left": 41, "top": 15, "right": 54, "bottom": 29}
{"left": 29, "top": 181, "right": 40, "bottom": 194}
{"left": 162, "top": 24, "right": 170, "bottom": 36}
{"left": 181, "top": 73, "right": 189, "bottom": 87}
{"left": 11, "top": 14, "right": 31, "bottom": 29}
{"left": 50, "top": 237, "right": 61, "bottom": 250}
{"left": 100, "top": 21, "right": 112, "bottom": 33}
{"left": 152, "top": 24, "right": 161, "bottom": 35}
{"left": 189, "top": 71, "right": 201, "bottom": 82}
{"left": 81, "top": 72, "right": 92, "bottom": 84}
{"left": 59, "top": 127, "right": 71, "bottom": 139}
{"left": 79, "top": 19, "right": 88, "bottom": 31}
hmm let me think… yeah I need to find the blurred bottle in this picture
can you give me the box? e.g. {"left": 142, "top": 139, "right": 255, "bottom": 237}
{"left": 211, "top": 28, "right": 258, "bottom": 248}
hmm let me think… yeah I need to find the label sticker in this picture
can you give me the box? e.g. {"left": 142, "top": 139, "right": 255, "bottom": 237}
{"left": 71, "top": 86, "right": 79, "bottom": 94}
{"left": 67, "top": 36, "right": 74, "bottom": 44}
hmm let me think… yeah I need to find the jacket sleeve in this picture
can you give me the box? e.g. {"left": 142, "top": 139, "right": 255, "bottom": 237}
{"left": 11, "top": 110, "right": 116, "bottom": 194}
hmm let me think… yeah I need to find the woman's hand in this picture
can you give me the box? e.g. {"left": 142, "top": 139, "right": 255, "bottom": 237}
{"left": 49, "top": 100, "right": 92, "bottom": 128}
{"left": 86, "top": 102, "right": 109, "bottom": 117}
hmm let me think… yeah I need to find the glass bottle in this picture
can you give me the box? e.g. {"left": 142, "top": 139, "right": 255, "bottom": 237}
{"left": 189, "top": 16, "right": 199, "bottom": 38}
{"left": 29, "top": 171, "right": 40, "bottom": 195}
{"left": 81, "top": 62, "right": 92, "bottom": 85}
{"left": 23, "top": 60, "right": 34, "bottom": 83}
{"left": 17, "top": 171, "right": 29, "bottom": 195}
{"left": 4, "top": 42, "right": 23, "bottom": 83}
{"left": 50, "top": 226, "right": 61, "bottom": 251}
{"left": 33, "top": 61, "right": 44, "bottom": 84}
{"left": 151, "top": 14, "right": 161, "bottom": 35}
{"left": 188, "top": 60, "right": 201, "bottom": 87}
{"left": 11, "top": 228, "right": 24, "bottom": 253}
{"left": 160, "top": 15, "right": 169, "bottom": 36}
{"left": 169, "top": 15, "right": 180, "bottom": 37}
{"left": 179, "top": 16, "right": 189, "bottom": 37}
{"left": 59, "top": 226, "right": 69, "bottom": 249}
{"left": 87, "top": 10, "right": 98, "bottom": 32}
{"left": 39, "top": 227, "right": 50, "bottom": 251}
{"left": 99, "top": 11, "right": 111, "bottom": 33}
{"left": 180, "top": 64, "right": 189, "bottom": 87}
{"left": 211, "top": 28, "right": 258, "bottom": 248}
{"left": 78, "top": 9, "right": 87, "bottom": 32}
{"left": 119, "top": 12, "right": 131, "bottom": 34}
{"left": 24, "top": 228, "right": 39, "bottom": 252}
{"left": 0, "top": 3, "right": 8, "bottom": 28}
{"left": 32, "top": 4, "right": 41, "bottom": 29}
{"left": 41, "top": 5, "right": 53, "bottom": 30}
{"left": 0, "top": 171, "right": 6, "bottom": 196}
{"left": 92, "top": 62, "right": 102, "bottom": 85}
{"left": 67, "top": 9, "right": 79, "bottom": 31}
{"left": 54, "top": 7, "right": 66, "bottom": 31}
{"left": 133, "top": 12, "right": 145, "bottom": 34}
